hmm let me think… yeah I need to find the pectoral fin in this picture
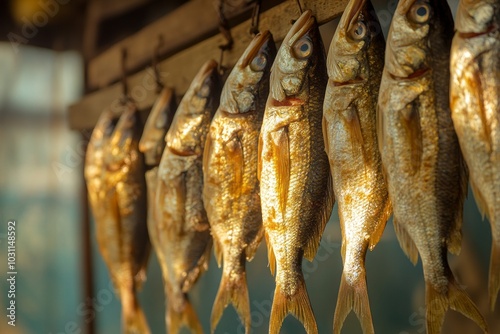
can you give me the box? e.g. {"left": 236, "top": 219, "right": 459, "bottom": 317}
{"left": 401, "top": 102, "right": 423, "bottom": 173}
{"left": 271, "top": 127, "right": 290, "bottom": 215}
{"left": 393, "top": 218, "right": 419, "bottom": 265}
{"left": 227, "top": 132, "right": 244, "bottom": 195}
{"left": 344, "top": 104, "right": 364, "bottom": 158}
{"left": 202, "top": 133, "right": 213, "bottom": 177}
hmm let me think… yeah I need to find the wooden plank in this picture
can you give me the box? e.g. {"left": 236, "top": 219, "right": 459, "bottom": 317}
{"left": 87, "top": 0, "right": 257, "bottom": 90}
{"left": 98, "top": 0, "right": 151, "bottom": 19}
{"left": 68, "top": 0, "right": 348, "bottom": 130}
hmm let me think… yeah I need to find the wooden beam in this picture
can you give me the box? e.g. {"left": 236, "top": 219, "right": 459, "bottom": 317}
{"left": 98, "top": 0, "right": 151, "bottom": 19}
{"left": 68, "top": 0, "right": 348, "bottom": 130}
{"left": 87, "top": 0, "right": 257, "bottom": 91}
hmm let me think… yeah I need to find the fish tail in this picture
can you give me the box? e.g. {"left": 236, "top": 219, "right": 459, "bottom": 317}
{"left": 120, "top": 285, "right": 150, "bottom": 334}
{"left": 269, "top": 278, "right": 317, "bottom": 334}
{"left": 425, "top": 279, "right": 487, "bottom": 334}
{"left": 333, "top": 273, "right": 374, "bottom": 334}
{"left": 489, "top": 239, "right": 500, "bottom": 310}
{"left": 211, "top": 269, "right": 250, "bottom": 333}
{"left": 167, "top": 296, "right": 203, "bottom": 334}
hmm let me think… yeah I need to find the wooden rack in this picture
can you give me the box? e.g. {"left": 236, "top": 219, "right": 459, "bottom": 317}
{"left": 67, "top": 0, "right": 349, "bottom": 130}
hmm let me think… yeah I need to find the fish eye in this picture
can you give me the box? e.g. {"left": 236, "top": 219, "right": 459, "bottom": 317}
{"left": 409, "top": 1, "right": 431, "bottom": 24}
{"left": 349, "top": 21, "right": 367, "bottom": 40}
{"left": 250, "top": 53, "right": 267, "bottom": 72}
{"left": 292, "top": 36, "right": 313, "bottom": 60}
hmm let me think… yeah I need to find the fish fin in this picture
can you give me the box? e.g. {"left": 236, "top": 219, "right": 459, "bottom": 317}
{"left": 322, "top": 114, "right": 331, "bottom": 157}
{"left": 368, "top": 200, "right": 391, "bottom": 251}
{"left": 257, "top": 133, "right": 263, "bottom": 181}
{"left": 246, "top": 225, "right": 264, "bottom": 261}
{"left": 333, "top": 273, "right": 374, "bottom": 334}
{"left": 211, "top": 268, "right": 250, "bottom": 334}
{"left": 269, "top": 278, "right": 318, "bottom": 334}
{"left": 120, "top": 284, "right": 151, "bottom": 334}
{"left": 425, "top": 278, "right": 487, "bottom": 334}
{"left": 447, "top": 155, "right": 468, "bottom": 256}
{"left": 272, "top": 127, "right": 290, "bottom": 215}
{"left": 265, "top": 231, "right": 276, "bottom": 276}
{"left": 182, "top": 238, "right": 212, "bottom": 292}
{"left": 202, "top": 132, "right": 213, "bottom": 178}
{"left": 401, "top": 103, "right": 422, "bottom": 173}
{"left": 304, "top": 171, "right": 335, "bottom": 261}
{"left": 214, "top": 238, "right": 223, "bottom": 268}
{"left": 344, "top": 105, "right": 364, "bottom": 158}
{"left": 227, "top": 133, "right": 244, "bottom": 195}
{"left": 470, "top": 178, "right": 487, "bottom": 221}
{"left": 470, "top": 61, "right": 493, "bottom": 151}
{"left": 393, "top": 219, "right": 419, "bottom": 265}
{"left": 489, "top": 240, "right": 500, "bottom": 311}
{"left": 167, "top": 296, "right": 203, "bottom": 334}
{"left": 376, "top": 105, "right": 385, "bottom": 156}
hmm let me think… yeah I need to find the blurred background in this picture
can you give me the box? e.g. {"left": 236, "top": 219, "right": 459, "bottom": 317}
{"left": 0, "top": 0, "right": 498, "bottom": 333}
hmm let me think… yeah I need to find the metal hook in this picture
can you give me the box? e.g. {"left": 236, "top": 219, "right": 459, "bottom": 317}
{"left": 296, "top": 0, "right": 303, "bottom": 14}
{"left": 152, "top": 35, "right": 164, "bottom": 93}
{"left": 218, "top": 46, "right": 228, "bottom": 76}
{"left": 217, "top": 0, "right": 234, "bottom": 51}
{"left": 121, "top": 48, "right": 129, "bottom": 103}
{"left": 249, "top": 0, "right": 262, "bottom": 36}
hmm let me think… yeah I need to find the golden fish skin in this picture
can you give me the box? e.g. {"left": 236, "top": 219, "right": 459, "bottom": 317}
{"left": 323, "top": 1, "right": 390, "bottom": 333}
{"left": 86, "top": 102, "right": 151, "bottom": 334}
{"left": 139, "top": 87, "right": 177, "bottom": 166}
{"left": 203, "top": 31, "right": 276, "bottom": 334}
{"left": 377, "top": 1, "right": 487, "bottom": 333}
{"left": 258, "top": 10, "right": 334, "bottom": 334}
{"left": 155, "top": 59, "right": 221, "bottom": 334}
{"left": 451, "top": 0, "right": 500, "bottom": 311}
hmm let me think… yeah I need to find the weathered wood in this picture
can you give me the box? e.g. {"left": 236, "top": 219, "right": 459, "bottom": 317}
{"left": 68, "top": 0, "right": 348, "bottom": 130}
{"left": 87, "top": 0, "right": 258, "bottom": 90}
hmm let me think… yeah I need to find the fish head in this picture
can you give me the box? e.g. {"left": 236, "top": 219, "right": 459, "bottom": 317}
{"left": 456, "top": 0, "right": 498, "bottom": 34}
{"left": 166, "top": 59, "right": 221, "bottom": 156}
{"left": 327, "top": 0, "right": 384, "bottom": 84}
{"left": 221, "top": 30, "right": 276, "bottom": 114}
{"left": 107, "top": 101, "right": 141, "bottom": 170}
{"left": 270, "top": 9, "right": 322, "bottom": 103}
{"left": 384, "top": 0, "right": 436, "bottom": 79}
{"left": 84, "top": 108, "right": 119, "bottom": 183}
{"left": 139, "top": 87, "right": 177, "bottom": 164}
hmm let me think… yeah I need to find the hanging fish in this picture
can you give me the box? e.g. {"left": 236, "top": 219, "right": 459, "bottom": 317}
{"left": 85, "top": 102, "right": 151, "bottom": 334}
{"left": 258, "top": 10, "right": 334, "bottom": 334}
{"left": 139, "top": 87, "right": 177, "bottom": 166}
{"left": 138, "top": 87, "right": 178, "bottom": 333}
{"left": 450, "top": 0, "right": 500, "bottom": 311}
{"left": 323, "top": 0, "right": 390, "bottom": 333}
{"left": 203, "top": 31, "right": 276, "bottom": 333}
{"left": 377, "top": 0, "right": 487, "bottom": 333}
{"left": 155, "top": 59, "right": 221, "bottom": 334}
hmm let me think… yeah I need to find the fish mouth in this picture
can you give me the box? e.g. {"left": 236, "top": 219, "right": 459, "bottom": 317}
{"left": 332, "top": 77, "right": 365, "bottom": 87}
{"left": 287, "top": 9, "right": 315, "bottom": 43}
{"left": 389, "top": 67, "right": 430, "bottom": 80}
{"left": 271, "top": 97, "right": 305, "bottom": 107}
{"left": 459, "top": 23, "right": 499, "bottom": 38}
{"left": 193, "top": 59, "right": 218, "bottom": 85}
{"left": 241, "top": 30, "right": 273, "bottom": 67}
{"left": 168, "top": 145, "right": 196, "bottom": 157}
{"left": 338, "top": 0, "right": 366, "bottom": 33}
